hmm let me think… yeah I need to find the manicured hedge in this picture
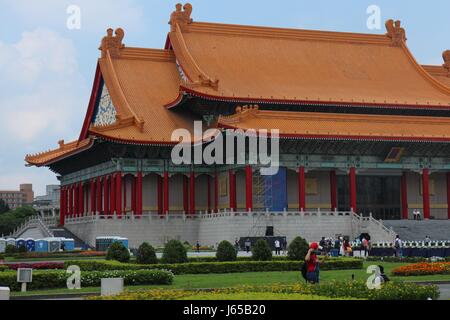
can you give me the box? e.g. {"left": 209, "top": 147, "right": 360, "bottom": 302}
{"left": 1, "top": 251, "right": 106, "bottom": 260}
{"left": 0, "top": 269, "right": 173, "bottom": 292}
{"left": 65, "top": 258, "right": 363, "bottom": 275}
{"left": 89, "top": 281, "right": 439, "bottom": 301}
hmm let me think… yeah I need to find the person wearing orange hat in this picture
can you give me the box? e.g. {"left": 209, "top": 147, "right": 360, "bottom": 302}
{"left": 304, "top": 242, "right": 320, "bottom": 284}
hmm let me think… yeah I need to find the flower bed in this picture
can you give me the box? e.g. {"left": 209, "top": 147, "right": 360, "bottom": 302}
{"left": 5, "top": 262, "right": 65, "bottom": 270}
{"left": 89, "top": 281, "right": 439, "bottom": 301}
{"left": 391, "top": 262, "right": 450, "bottom": 276}
{"left": 0, "top": 269, "right": 173, "bottom": 291}
{"left": 64, "top": 258, "right": 363, "bottom": 275}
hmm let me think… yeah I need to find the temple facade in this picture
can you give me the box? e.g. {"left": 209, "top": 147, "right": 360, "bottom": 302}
{"left": 26, "top": 4, "right": 450, "bottom": 247}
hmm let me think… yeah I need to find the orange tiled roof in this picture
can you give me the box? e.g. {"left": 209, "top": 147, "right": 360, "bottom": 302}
{"left": 25, "top": 139, "right": 94, "bottom": 167}
{"left": 168, "top": 7, "right": 450, "bottom": 108}
{"left": 218, "top": 107, "right": 450, "bottom": 142}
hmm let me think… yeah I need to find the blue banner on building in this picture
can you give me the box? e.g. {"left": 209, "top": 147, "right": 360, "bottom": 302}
{"left": 264, "top": 167, "right": 287, "bottom": 211}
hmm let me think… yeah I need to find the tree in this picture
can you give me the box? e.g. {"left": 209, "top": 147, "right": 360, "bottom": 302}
{"left": 106, "top": 242, "right": 130, "bottom": 263}
{"left": 0, "top": 206, "right": 36, "bottom": 236}
{"left": 287, "top": 237, "right": 310, "bottom": 261}
{"left": 251, "top": 239, "right": 273, "bottom": 261}
{"left": 0, "top": 199, "right": 10, "bottom": 215}
{"left": 216, "top": 240, "right": 237, "bottom": 262}
{"left": 162, "top": 240, "right": 188, "bottom": 264}
{"left": 136, "top": 242, "right": 158, "bottom": 264}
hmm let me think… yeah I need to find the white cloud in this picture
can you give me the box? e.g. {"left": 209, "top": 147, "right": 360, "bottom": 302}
{"left": 0, "top": 28, "right": 87, "bottom": 194}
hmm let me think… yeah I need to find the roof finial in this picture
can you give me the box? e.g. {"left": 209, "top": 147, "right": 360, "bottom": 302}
{"left": 443, "top": 50, "right": 450, "bottom": 74}
{"left": 99, "top": 28, "right": 125, "bottom": 58}
{"left": 385, "top": 19, "right": 407, "bottom": 46}
{"left": 169, "top": 3, "right": 193, "bottom": 32}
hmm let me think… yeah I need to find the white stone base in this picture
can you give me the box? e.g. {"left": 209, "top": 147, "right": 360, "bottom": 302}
{"left": 65, "top": 212, "right": 366, "bottom": 248}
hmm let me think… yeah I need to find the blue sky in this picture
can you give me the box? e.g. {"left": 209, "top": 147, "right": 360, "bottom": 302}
{"left": 0, "top": 0, "right": 449, "bottom": 196}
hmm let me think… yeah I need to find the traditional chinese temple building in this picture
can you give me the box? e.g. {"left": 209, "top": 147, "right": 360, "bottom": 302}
{"left": 25, "top": 4, "right": 450, "bottom": 247}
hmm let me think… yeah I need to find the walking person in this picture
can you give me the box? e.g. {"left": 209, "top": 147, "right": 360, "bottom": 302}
{"left": 244, "top": 238, "right": 251, "bottom": 254}
{"left": 343, "top": 239, "right": 352, "bottom": 257}
{"left": 394, "top": 235, "right": 402, "bottom": 258}
{"left": 234, "top": 238, "right": 240, "bottom": 253}
{"left": 274, "top": 239, "right": 281, "bottom": 256}
{"left": 362, "top": 237, "right": 369, "bottom": 257}
{"left": 303, "top": 243, "right": 320, "bottom": 284}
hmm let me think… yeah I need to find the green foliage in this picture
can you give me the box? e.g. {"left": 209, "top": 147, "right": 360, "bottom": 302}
{"left": 0, "top": 265, "right": 8, "bottom": 272}
{"left": 17, "top": 245, "right": 27, "bottom": 253}
{"left": 216, "top": 241, "right": 237, "bottom": 262}
{"left": 106, "top": 242, "right": 130, "bottom": 263}
{"left": 0, "top": 206, "right": 36, "bottom": 235}
{"left": 5, "top": 245, "right": 17, "bottom": 255}
{"left": 64, "top": 258, "right": 363, "bottom": 275}
{"left": 162, "top": 240, "right": 188, "bottom": 264}
{"left": 0, "top": 199, "right": 9, "bottom": 215}
{"left": 251, "top": 239, "right": 273, "bottom": 261}
{"left": 136, "top": 242, "right": 158, "bottom": 265}
{"left": 287, "top": 237, "right": 310, "bottom": 261}
{"left": 0, "top": 269, "right": 173, "bottom": 292}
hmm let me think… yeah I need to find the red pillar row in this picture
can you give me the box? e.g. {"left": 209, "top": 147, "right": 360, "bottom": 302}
{"left": 79, "top": 182, "right": 84, "bottom": 217}
{"left": 183, "top": 175, "right": 189, "bottom": 213}
{"left": 229, "top": 170, "right": 236, "bottom": 211}
{"left": 103, "top": 176, "right": 109, "bottom": 215}
{"left": 349, "top": 167, "right": 357, "bottom": 213}
{"left": 69, "top": 185, "right": 74, "bottom": 217}
{"left": 163, "top": 172, "right": 169, "bottom": 215}
{"left": 90, "top": 179, "right": 96, "bottom": 215}
{"left": 246, "top": 166, "right": 253, "bottom": 212}
{"left": 137, "top": 172, "right": 143, "bottom": 216}
{"left": 96, "top": 178, "right": 102, "bottom": 214}
{"left": 207, "top": 175, "right": 211, "bottom": 213}
{"left": 60, "top": 187, "right": 66, "bottom": 226}
{"left": 422, "top": 169, "right": 430, "bottom": 220}
{"left": 116, "top": 173, "right": 122, "bottom": 218}
{"left": 131, "top": 175, "right": 137, "bottom": 214}
{"left": 298, "top": 167, "right": 306, "bottom": 211}
{"left": 214, "top": 172, "right": 219, "bottom": 213}
{"left": 189, "top": 171, "right": 195, "bottom": 215}
{"left": 447, "top": 172, "right": 450, "bottom": 220}
{"left": 401, "top": 173, "right": 409, "bottom": 220}
{"left": 330, "top": 170, "right": 337, "bottom": 211}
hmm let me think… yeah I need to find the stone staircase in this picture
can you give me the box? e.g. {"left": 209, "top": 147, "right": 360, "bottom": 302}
{"left": 383, "top": 220, "right": 450, "bottom": 241}
{"left": 352, "top": 213, "right": 397, "bottom": 243}
{"left": 9, "top": 216, "right": 56, "bottom": 238}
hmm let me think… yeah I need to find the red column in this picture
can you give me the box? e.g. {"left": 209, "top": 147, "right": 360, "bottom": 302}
{"left": 164, "top": 172, "right": 170, "bottom": 215}
{"left": 447, "top": 173, "right": 450, "bottom": 220}
{"left": 190, "top": 171, "right": 196, "bottom": 215}
{"left": 349, "top": 167, "right": 357, "bottom": 213}
{"left": 246, "top": 166, "right": 253, "bottom": 212}
{"left": 103, "top": 176, "right": 109, "bottom": 215}
{"left": 60, "top": 187, "right": 65, "bottom": 226}
{"left": 207, "top": 175, "right": 212, "bottom": 213}
{"left": 69, "top": 185, "right": 73, "bottom": 217}
{"left": 298, "top": 167, "right": 306, "bottom": 211}
{"left": 110, "top": 174, "right": 116, "bottom": 216}
{"left": 116, "top": 173, "right": 122, "bottom": 218}
{"left": 137, "top": 172, "right": 143, "bottom": 216}
{"left": 157, "top": 175, "right": 163, "bottom": 215}
{"left": 90, "top": 179, "right": 96, "bottom": 215}
{"left": 422, "top": 169, "right": 430, "bottom": 219}
{"left": 79, "top": 182, "right": 84, "bottom": 217}
{"left": 183, "top": 175, "right": 189, "bottom": 214}
{"left": 96, "top": 178, "right": 102, "bottom": 214}
{"left": 214, "top": 171, "right": 219, "bottom": 213}
{"left": 330, "top": 170, "right": 337, "bottom": 211}
{"left": 74, "top": 184, "right": 79, "bottom": 217}
{"left": 401, "top": 172, "right": 409, "bottom": 220}
{"left": 123, "top": 176, "right": 127, "bottom": 213}
{"left": 131, "top": 175, "right": 137, "bottom": 214}
{"left": 229, "top": 170, "right": 236, "bottom": 211}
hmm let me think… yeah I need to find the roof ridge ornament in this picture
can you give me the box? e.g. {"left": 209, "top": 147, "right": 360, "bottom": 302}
{"left": 99, "top": 28, "right": 125, "bottom": 58}
{"left": 170, "top": 3, "right": 193, "bottom": 32}
{"left": 385, "top": 19, "right": 407, "bottom": 46}
{"left": 443, "top": 50, "right": 450, "bottom": 75}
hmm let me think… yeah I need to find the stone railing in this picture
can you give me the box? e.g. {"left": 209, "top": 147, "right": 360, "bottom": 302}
{"left": 8, "top": 215, "right": 57, "bottom": 238}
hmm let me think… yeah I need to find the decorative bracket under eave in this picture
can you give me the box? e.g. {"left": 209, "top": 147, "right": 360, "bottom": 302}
{"left": 99, "top": 28, "right": 125, "bottom": 58}
{"left": 385, "top": 19, "right": 407, "bottom": 47}
{"left": 443, "top": 50, "right": 450, "bottom": 76}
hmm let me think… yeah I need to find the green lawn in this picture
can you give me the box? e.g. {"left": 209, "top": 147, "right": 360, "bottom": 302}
{"left": 10, "top": 262, "right": 450, "bottom": 297}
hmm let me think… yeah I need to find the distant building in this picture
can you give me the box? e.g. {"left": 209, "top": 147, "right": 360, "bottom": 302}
{"left": 0, "top": 184, "right": 34, "bottom": 210}
{"left": 34, "top": 185, "right": 60, "bottom": 207}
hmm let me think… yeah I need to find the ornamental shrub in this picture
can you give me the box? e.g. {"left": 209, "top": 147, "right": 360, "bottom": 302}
{"left": 161, "top": 240, "right": 188, "bottom": 264}
{"left": 216, "top": 241, "right": 237, "bottom": 262}
{"left": 5, "top": 245, "right": 17, "bottom": 255}
{"left": 251, "top": 239, "right": 273, "bottom": 261}
{"left": 287, "top": 237, "right": 310, "bottom": 261}
{"left": 136, "top": 242, "right": 158, "bottom": 265}
{"left": 106, "top": 242, "right": 130, "bottom": 263}
{"left": 17, "top": 245, "right": 27, "bottom": 254}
